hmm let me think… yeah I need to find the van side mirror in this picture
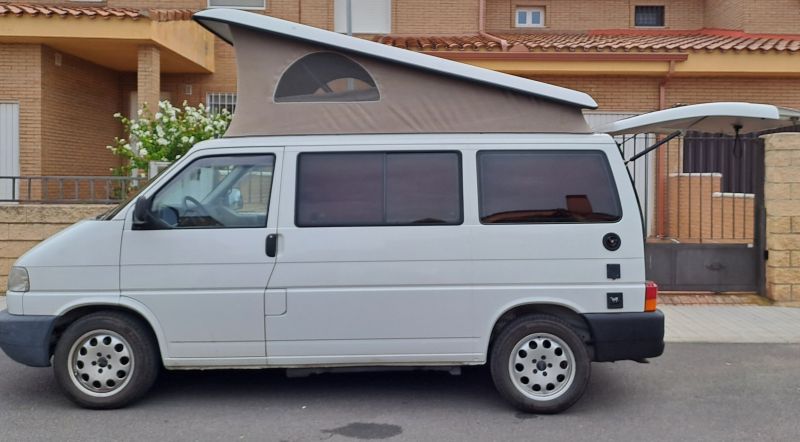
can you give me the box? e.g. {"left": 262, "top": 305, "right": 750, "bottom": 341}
{"left": 132, "top": 196, "right": 154, "bottom": 229}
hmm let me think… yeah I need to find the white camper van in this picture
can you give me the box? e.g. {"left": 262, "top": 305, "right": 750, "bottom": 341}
{"left": 1, "top": 9, "right": 798, "bottom": 412}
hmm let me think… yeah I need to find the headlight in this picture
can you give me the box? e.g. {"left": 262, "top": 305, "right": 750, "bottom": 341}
{"left": 8, "top": 267, "right": 29, "bottom": 292}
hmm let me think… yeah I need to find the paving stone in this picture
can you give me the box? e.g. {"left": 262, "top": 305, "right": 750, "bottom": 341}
{"left": 662, "top": 305, "right": 800, "bottom": 343}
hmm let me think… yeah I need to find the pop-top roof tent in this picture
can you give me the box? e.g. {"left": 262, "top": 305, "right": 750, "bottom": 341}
{"left": 192, "top": 9, "right": 800, "bottom": 140}
{"left": 192, "top": 9, "right": 596, "bottom": 137}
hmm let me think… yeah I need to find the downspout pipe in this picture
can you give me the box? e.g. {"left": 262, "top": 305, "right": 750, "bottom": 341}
{"left": 479, "top": 0, "right": 509, "bottom": 51}
{"left": 655, "top": 60, "right": 677, "bottom": 238}
{"left": 658, "top": 60, "right": 676, "bottom": 110}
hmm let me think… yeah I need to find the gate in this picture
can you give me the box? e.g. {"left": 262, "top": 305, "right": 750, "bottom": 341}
{"left": 643, "top": 132, "right": 766, "bottom": 293}
{"left": 593, "top": 105, "right": 800, "bottom": 295}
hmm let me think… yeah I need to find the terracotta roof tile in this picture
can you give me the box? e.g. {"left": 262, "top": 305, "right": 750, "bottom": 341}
{"left": 0, "top": 3, "right": 194, "bottom": 21}
{"left": 376, "top": 29, "right": 800, "bottom": 53}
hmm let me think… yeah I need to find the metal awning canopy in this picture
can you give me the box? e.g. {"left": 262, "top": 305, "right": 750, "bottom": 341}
{"left": 599, "top": 102, "right": 800, "bottom": 136}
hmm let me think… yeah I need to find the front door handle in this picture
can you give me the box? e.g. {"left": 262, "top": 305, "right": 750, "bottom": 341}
{"left": 266, "top": 234, "right": 277, "bottom": 257}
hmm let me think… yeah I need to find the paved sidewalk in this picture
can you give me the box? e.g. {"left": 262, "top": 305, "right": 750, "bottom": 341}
{"left": 662, "top": 305, "right": 800, "bottom": 343}
{"left": 2, "top": 296, "right": 798, "bottom": 343}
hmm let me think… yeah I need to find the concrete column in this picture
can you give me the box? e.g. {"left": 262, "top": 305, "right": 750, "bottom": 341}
{"left": 136, "top": 45, "right": 161, "bottom": 113}
{"left": 764, "top": 133, "right": 800, "bottom": 304}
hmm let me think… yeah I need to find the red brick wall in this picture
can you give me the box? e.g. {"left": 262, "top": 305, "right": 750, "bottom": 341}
{"left": 703, "top": 0, "right": 745, "bottom": 30}
{"left": 0, "top": 44, "right": 42, "bottom": 177}
{"left": 10, "top": 1, "right": 800, "bottom": 35}
{"left": 393, "top": 0, "right": 479, "bottom": 34}
{"left": 528, "top": 75, "right": 800, "bottom": 113}
{"left": 530, "top": 75, "right": 662, "bottom": 112}
{"left": 40, "top": 47, "right": 122, "bottom": 176}
{"left": 743, "top": 0, "right": 800, "bottom": 35}
{"left": 486, "top": 0, "right": 705, "bottom": 32}
{"left": 667, "top": 77, "right": 800, "bottom": 109}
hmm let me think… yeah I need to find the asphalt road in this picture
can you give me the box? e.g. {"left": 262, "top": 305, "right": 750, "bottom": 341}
{"left": 0, "top": 343, "right": 798, "bottom": 442}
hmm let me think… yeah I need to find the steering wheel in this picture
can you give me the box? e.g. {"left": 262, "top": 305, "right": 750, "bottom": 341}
{"left": 182, "top": 196, "right": 211, "bottom": 217}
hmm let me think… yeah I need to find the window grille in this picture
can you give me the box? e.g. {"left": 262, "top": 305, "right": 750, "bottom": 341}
{"left": 635, "top": 6, "right": 665, "bottom": 27}
{"left": 206, "top": 93, "right": 237, "bottom": 114}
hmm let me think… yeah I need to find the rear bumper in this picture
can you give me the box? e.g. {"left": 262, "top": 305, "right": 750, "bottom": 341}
{"left": 583, "top": 310, "right": 665, "bottom": 362}
{"left": 0, "top": 310, "right": 56, "bottom": 367}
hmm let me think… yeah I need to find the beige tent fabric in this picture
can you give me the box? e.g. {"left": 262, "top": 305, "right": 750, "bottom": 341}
{"left": 226, "top": 27, "right": 591, "bottom": 137}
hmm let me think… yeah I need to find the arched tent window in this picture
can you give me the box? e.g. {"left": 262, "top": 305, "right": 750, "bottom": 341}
{"left": 275, "top": 52, "right": 380, "bottom": 103}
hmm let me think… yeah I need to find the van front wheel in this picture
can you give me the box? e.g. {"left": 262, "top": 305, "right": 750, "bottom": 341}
{"left": 490, "top": 315, "right": 590, "bottom": 414}
{"left": 53, "top": 312, "right": 159, "bottom": 409}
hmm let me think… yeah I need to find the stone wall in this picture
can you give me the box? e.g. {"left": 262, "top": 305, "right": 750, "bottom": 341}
{"left": 764, "top": 133, "right": 800, "bottom": 304}
{"left": 0, "top": 204, "right": 113, "bottom": 291}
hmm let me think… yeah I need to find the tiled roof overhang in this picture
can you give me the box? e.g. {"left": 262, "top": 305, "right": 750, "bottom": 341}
{"left": 0, "top": 3, "right": 213, "bottom": 73}
{"left": 376, "top": 29, "right": 800, "bottom": 53}
{"left": 0, "top": 3, "right": 194, "bottom": 21}
{"left": 375, "top": 29, "right": 800, "bottom": 77}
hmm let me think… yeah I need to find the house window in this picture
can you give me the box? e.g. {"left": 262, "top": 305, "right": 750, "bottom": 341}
{"left": 206, "top": 93, "right": 237, "bottom": 114}
{"left": 634, "top": 5, "right": 665, "bottom": 27}
{"left": 334, "top": 0, "right": 392, "bottom": 34}
{"left": 207, "top": 0, "right": 266, "bottom": 9}
{"left": 275, "top": 52, "right": 379, "bottom": 103}
{"left": 515, "top": 7, "right": 545, "bottom": 28}
{"left": 296, "top": 152, "right": 463, "bottom": 227}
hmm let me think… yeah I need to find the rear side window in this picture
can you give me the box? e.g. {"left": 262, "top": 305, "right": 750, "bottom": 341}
{"left": 478, "top": 150, "right": 621, "bottom": 224}
{"left": 296, "top": 152, "right": 462, "bottom": 227}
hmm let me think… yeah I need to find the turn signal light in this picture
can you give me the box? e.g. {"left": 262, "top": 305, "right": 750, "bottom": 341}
{"left": 645, "top": 281, "right": 658, "bottom": 312}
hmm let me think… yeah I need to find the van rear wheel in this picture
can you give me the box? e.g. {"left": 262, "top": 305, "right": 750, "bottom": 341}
{"left": 490, "top": 314, "right": 590, "bottom": 414}
{"left": 53, "top": 312, "right": 159, "bottom": 409}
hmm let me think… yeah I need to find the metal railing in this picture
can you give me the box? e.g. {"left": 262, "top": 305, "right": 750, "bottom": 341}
{"left": 0, "top": 176, "right": 146, "bottom": 204}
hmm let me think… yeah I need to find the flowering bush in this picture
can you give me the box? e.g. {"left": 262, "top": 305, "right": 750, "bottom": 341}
{"left": 108, "top": 100, "right": 232, "bottom": 176}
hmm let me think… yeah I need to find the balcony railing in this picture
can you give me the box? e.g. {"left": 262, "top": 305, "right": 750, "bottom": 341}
{"left": 0, "top": 176, "right": 146, "bottom": 204}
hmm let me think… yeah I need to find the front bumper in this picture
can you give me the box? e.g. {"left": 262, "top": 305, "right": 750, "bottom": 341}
{"left": 583, "top": 310, "right": 665, "bottom": 362}
{"left": 0, "top": 310, "right": 57, "bottom": 367}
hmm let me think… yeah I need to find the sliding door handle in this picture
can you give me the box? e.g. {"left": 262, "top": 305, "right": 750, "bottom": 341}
{"left": 266, "top": 233, "right": 278, "bottom": 257}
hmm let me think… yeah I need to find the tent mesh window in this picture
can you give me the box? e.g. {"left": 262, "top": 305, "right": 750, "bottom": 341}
{"left": 275, "top": 52, "right": 380, "bottom": 103}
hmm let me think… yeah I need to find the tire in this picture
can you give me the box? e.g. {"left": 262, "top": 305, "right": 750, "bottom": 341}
{"left": 52, "top": 311, "right": 160, "bottom": 409}
{"left": 490, "top": 314, "right": 591, "bottom": 414}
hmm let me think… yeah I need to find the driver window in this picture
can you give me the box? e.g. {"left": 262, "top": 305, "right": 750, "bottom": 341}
{"left": 150, "top": 154, "right": 275, "bottom": 229}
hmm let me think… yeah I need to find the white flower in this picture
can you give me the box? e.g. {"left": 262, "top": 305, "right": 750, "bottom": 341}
{"left": 155, "top": 112, "right": 163, "bottom": 120}
{"left": 113, "top": 112, "right": 122, "bottom": 118}
{"left": 181, "top": 136, "right": 189, "bottom": 143}
{"left": 140, "top": 148, "right": 148, "bottom": 156}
